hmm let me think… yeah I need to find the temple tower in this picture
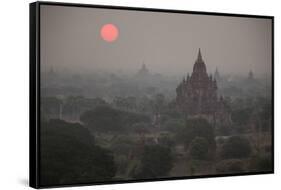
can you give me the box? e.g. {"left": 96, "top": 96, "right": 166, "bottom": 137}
{"left": 176, "top": 49, "right": 231, "bottom": 129}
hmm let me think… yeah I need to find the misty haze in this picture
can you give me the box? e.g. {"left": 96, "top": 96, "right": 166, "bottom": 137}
{"left": 39, "top": 5, "right": 273, "bottom": 186}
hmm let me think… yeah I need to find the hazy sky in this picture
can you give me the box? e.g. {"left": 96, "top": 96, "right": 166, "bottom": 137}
{"left": 40, "top": 5, "right": 272, "bottom": 76}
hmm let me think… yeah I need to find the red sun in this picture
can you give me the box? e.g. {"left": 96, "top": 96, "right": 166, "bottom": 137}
{"left": 100, "top": 24, "right": 119, "bottom": 42}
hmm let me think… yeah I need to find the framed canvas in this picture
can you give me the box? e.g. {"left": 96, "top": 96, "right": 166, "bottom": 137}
{"left": 29, "top": 1, "right": 274, "bottom": 188}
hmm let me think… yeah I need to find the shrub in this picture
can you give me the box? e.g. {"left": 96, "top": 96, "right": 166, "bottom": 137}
{"left": 249, "top": 154, "right": 272, "bottom": 172}
{"left": 163, "top": 119, "right": 185, "bottom": 133}
{"left": 189, "top": 137, "right": 209, "bottom": 160}
{"left": 177, "top": 118, "right": 216, "bottom": 150}
{"left": 134, "top": 145, "right": 173, "bottom": 178}
{"left": 80, "top": 106, "right": 123, "bottom": 132}
{"left": 221, "top": 136, "right": 252, "bottom": 159}
{"left": 216, "top": 159, "right": 245, "bottom": 174}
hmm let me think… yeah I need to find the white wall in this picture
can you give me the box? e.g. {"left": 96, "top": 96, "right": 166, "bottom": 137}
{"left": 0, "top": 0, "right": 279, "bottom": 189}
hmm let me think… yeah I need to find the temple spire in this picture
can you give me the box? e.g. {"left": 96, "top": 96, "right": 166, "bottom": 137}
{"left": 192, "top": 48, "right": 207, "bottom": 74}
{"left": 248, "top": 69, "right": 254, "bottom": 79}
{"left": 137, "top": 61, "right": 149, "bottom": 77}
{"left": 197, "top": 48, "right": 203, "bottom": 62}
{"left": 214, "top": 67, "right": 220, "bottom": 81}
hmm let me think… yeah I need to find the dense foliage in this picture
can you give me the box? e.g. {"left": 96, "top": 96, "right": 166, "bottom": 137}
{"left": 134, "top": 145, "right": 173, "bottom": 179}
{"left": 80, "top": 106, "right": 150, "bottom": 133}
{"left": 177, "top": 118, "right": 216, "bottom": 150}
{"left": 80, "top": 106, "right": 123, "bottom": 132}
{"left": 189, "top": 137, "right": 209, "bottom": 160}
{"left": 216, "top": 159, "right": 245, "bottom": 174}
{"left": 40, "top": 119, "right": 116, "bottom": 186}
{"left": 220, "top": 136, "right": 252, "bottom": 159}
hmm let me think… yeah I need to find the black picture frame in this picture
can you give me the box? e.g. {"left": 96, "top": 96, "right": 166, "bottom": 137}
{"left": 30, "top": 1, "right": 274, "bottom": 188}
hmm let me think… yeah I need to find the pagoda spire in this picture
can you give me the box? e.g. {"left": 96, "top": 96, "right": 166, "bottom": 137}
{"left": 192, "top": 48, "right": 207, "bottom": 75}
{"left": 137, "top": 61, "right": 149, "bottom": 77}
{"left": 248, "top": 69, "right": 254, "bottom": 79}
{"left": 214, "top": 67, "right": 220, "bottom": 80}
{"left": 197, "top": 48, "right": 203, "bottom": 62}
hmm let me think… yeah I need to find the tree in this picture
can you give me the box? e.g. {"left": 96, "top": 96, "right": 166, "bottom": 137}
{"left": 231, "top": 108, "right": 252, "bottom": 126}
{"left": 80, "top": 106, "right": 123, "bottom": 133}
{"left": 80, "top": 106, "right": 150, "bottom": 133}
{"left": 177, "top": 118, "right": 216, "bottom": 150}
{"left": 40, "top": 119, "right": 116, "bottom": 186}
{"left": 221, "top": 136, "right": 252, "bottom": 159}
{"left": 152, "top": 93, "right": 166, "bottom": 114}
{"left": 63, "top": 96, "right": 108, "bottom": 117}
{"left": 41, "top": 97, "right": 62, "bottom": 119}
{"left": 249, "top": 154, "right": 272, "bottom": 172}
{"left": 158, "top": 133, "right": 175, "bottom": 147}
{"left": 258, "top": 99, "right": 272, "bottom": 132}
{"left": 216, "top": 159, "right": 245, "bottom": 174}
{"left": 163, "top": 119, "right": 185, "bottom": 134}
{"left": 113, "top": 96, "right": 137, "bottom": 111}
{"left": 121, "top": 111, "right": 150, "bottom": 129}
{"left": 189, "top": 137, "right": 209, "bottom": 160}
{"left": 134, "top": 145, "right": 173, "bottom": 178}
{"left": 132, "top": 122, "right": 151, "bottom": 134}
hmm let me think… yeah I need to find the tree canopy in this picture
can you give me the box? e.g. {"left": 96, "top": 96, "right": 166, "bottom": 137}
{"left": 80, "top": 106, "right": 123, "bottom": 132}
{"left": 134, "top": 145, "right": 173, "bottom": 179}
{"left": 177, "top": 118, "right": 216, "bottom": 150}
{"left": 189, "top": 137, "right": 209, "bottom": 160}
{"left": 221, "top": 136, "right": 252, "bottom": 159}
{"left": 80, "top": 106, "right": 150, "bottom": 133}
{"left": 40, "top": 119, "right": 116, "bottom": 186}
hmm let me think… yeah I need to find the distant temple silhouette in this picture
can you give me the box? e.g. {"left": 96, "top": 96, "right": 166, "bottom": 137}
{"left": 214, "top": 67, "right": 221, "bottom": 82}
{"left": 176, "top": 49, "right": 231, "bottom": 127}
{"left": 137, "top": 63, "right": 149, "bottom": 77}
{"left": 248, "top": 69, "right": 254, "bottom": 80}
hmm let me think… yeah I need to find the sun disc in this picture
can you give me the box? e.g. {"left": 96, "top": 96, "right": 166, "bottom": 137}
{"left": 100, "top": 24, "right": 119, "bottom": 42}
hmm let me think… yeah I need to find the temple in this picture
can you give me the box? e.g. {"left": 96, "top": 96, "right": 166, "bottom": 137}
{"left": 176, "top": 49, "right": 231, "bottom": 128}
{"left": 137, "top": 63, "right": 149, "bottom": 77}
{"left": 248, "top": 69, "right": 254, "bottom": 80}
{"left": 214, "top": 67, "right": 221, "bottom": 82}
